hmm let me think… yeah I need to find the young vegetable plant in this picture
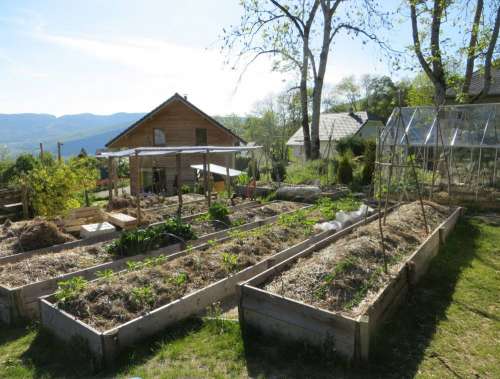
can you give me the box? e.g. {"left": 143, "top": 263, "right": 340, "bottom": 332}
{"left": 130, "top": 285, "right": 155, "bottom": 308}
{"left": 208, "top": 202, "right": 230, "bottom": 222}
{"left": 221, "top": 252, "right": 239, "bottom": 274}
{"left": 95, "top": 269, "right": 114, "bottom": 280}
{"left": 55, "top": 276, "right": 88, "bottom": 305}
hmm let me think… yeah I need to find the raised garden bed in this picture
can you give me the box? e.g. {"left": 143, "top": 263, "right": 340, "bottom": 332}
{"left": 237, "top": 202, "right": 462, "bottom": 363}
{"left": 0, "top": 201, "right": 303, "bottom": 324}
{"left": 39, "top": 198, "right": 367, "bottom": 365}
{"left": 0, "top": 199, "right": 259, "bottom": 263}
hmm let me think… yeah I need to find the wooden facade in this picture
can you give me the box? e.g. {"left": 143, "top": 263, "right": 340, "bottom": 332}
{"left": 106, "top": 94, "right": 243, "bottom": 195}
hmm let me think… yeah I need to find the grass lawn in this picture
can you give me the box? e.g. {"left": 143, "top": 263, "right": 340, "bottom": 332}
{"left": 0, "top": 215, "right": 498, "bottom": 378}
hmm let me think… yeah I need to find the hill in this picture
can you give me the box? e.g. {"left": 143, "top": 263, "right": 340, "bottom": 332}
{"left": 0, "top": 112, "right": 145, "bottom": 156}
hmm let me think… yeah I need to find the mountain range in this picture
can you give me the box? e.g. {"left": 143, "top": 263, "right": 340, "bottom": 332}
{"left": 0, "top": 113, "right": 146, "bottom": 157}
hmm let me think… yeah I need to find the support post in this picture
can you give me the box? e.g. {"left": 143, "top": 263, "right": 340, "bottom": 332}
{"left": 203, "top": 152, "right": 209, "bottom": 207}
{"left": 135, "top": 152, "right": 142, "bottom": 225}
{"left": 207, "top": 150, "right": 212, "bottom": 207}
{"left": 251, "top": 151, "right": 257, "bottom": 201}
{"left": 176, "top": 153, "right": 183, "bottom": 218}
{"left": 107, "top": 157, "right": 113, "bottom": 203}
{"left": 39, "top": 143, "right": 44, "bottom": 160}
{"left": 225, "top": 154, "right": 231, "bottom": 197}
{"left": 113, "top": 159, "right": 118, "bottom": 197}
{"left": 57, "top": 142, "right": 63, "bottom": 162}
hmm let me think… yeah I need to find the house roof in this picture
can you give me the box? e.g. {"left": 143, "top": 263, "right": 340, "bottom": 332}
{"left": 105, "top": 93, "right": 246, "bottom": 147}
{"left": 446, "top": 68, "right": 500, "bottom": 97}
{"left": 286, "top": 111, "right": 380, "bottom": 146}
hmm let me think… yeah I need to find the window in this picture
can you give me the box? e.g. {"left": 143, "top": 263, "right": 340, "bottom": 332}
{"left": 153, "top": 128, "right": 166, "bottom": 146}
{"left": 195, "top": 128, "right": 207, "bottom": 146}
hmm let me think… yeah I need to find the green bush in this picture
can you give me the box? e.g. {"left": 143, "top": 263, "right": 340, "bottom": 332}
{"left": 286, "top": 159, "right": 330, "bottom": 185}
{"left": 208, "top": 202, "right": 230, "bottom": 221}
{"left": 361, "top": 140, "right": 376, "bottom": 185}
{"left": 181, "top": 184, "right": 192, "bottom": 194}
{"left": 337, "top": 154, "right": 354, "bottom": 184}
{"left": 106, "top": 218, "right": 196, "bottom": 257}
{"left": 235, "top": 173, "right": 250, "bottom": 186}
{"left": 271, "top": 160, "right": 287, "bottom": 182}
{"left": 336, "top": 136, "right": 365, "bottom": 156}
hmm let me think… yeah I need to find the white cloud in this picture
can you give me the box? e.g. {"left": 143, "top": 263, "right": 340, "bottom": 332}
{"left": 35, "top": 32, "right": 291, "bottom": 115}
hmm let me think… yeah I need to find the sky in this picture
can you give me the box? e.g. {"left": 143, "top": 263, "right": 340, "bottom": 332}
{"left": 0, "top": 0, "right": 413, "bottom": 117}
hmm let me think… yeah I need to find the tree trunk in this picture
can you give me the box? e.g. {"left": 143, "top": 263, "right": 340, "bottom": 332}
{"left": 462, "top": 0, "right": 484, "bottom": 98}
{"left": 300, "top": 32, "right": 312, "bottom": 160}
{"left": 310, "top": 3, "right": 333, "bottom": 160}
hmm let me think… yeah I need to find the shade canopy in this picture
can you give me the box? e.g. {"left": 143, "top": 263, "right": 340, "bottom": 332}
{"left": 96, "top": 145, "right": 261, "bottom": 158}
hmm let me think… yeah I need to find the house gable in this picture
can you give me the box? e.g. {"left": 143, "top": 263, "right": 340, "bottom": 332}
{"left": 106, "top": 93, "right": 244, "bottom": 148}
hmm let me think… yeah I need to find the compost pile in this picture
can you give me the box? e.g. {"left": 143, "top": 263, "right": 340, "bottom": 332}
{"left": 0, "top": 219, "right": 75, "bottom": 257}
{"left": 0, "top": 242, "right": 109, "bottom": 288}
{"left": 56, "top": 207, "right": 326, "bottom": 331}
{"left": 264, "top": 201, "right": 450, "bottom": 316}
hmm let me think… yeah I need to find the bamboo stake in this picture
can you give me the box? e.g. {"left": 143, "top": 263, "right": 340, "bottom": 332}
{"left": 107, "top": 157, "right": 113, "bottom": 203}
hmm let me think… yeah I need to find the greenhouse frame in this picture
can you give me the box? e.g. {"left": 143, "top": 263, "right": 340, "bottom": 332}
{"left": 378, "top": 103, "right": 499, "bottom": 201}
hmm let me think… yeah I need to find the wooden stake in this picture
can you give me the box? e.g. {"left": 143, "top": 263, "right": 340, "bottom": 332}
{"left": 21, "top": 183, "right": 29, "bottom": 219}
{"left": 39, "top": 143, "right": 44, "bottom": 160}
{"left": 176, "top": 153, "right": 183, "bottom": 218}
{"left": 113, "top": 158, "right": 118, "bottom": 197}
{"left": 225, "top": 154, "right": 231, "bottom": 197}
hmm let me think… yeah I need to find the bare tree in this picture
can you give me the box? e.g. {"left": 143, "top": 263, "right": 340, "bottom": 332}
{"left": 223, "top": 0, "right": 392, "bottom": 160}
{"left": 409, "top": 0, "right": 500, "bottom": 104}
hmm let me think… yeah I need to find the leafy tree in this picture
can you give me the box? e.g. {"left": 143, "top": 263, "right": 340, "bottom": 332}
{"left": 365, "top": 76, "right": 400, "bottom": 121}
{"left": 2, "top": 154, "right": 39, "bottom": 184}
{"left": 407, "top": 73, "right": 434, "bottom": 106}
{"left": 224, "top": 0, "right": 392, "bottom": 160}
{"left": 335, "top": 76, "right": 361, "bottom": 111}
{"left": 68, "top": 156, "right": 99, "bottom": 206}
{"left": 25, "top": 162, "right": 80, "bottom": 217}
{"left": 336, "top": 136, "right": 365, "bottom": 156}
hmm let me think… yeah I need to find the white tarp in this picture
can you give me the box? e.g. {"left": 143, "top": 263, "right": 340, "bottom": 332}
{"left": 190, "top": 163, "right": 242, "bottom": 177}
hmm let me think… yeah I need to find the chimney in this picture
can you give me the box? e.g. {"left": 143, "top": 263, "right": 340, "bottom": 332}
{"left": 183, "top": 94, "right": 188, "bottom": 100}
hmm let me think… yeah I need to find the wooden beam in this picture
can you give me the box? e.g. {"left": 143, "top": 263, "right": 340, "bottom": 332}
{"left": 176, "top": 153, "right": 183, "bottom": 218}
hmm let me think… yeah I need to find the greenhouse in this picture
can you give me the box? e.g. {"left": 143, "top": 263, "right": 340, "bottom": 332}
{"left": 378, "top": 103, "right": 500, "bottom": 202}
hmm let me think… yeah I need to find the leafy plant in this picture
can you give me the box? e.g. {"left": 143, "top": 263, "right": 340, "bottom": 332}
{"left": 337, "top": 153, "right": 354, "bottom": 184}
{"left": 95, "top": 269, "right": 114, "bottom": 280}
{"left": 181, "top": 184, "right": 192, "bottom": 194}
{"left": 106, "top": 218, "right": 196, "bottom": 257}
{"left": 278, "top": 209, "right": 317, "bottom": 234}
{"left": 130, "top": 285, "right": 155, "bottom": 308}
{"left": 168, "top": 272, "right": 189, "bottom": 286}
{"left": 55, "top": 277, "right": 88, "bottom": 305}
{"left": 221, "top": 252, "right": 239, "bottom": 274}
{"left": 208, "top": 202, "right": 229, "bottom": 222}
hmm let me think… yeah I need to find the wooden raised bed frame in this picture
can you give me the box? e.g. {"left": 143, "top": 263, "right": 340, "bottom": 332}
{"left": 0, "top": 200, "right": 260, "bottom": 265}
{"left": 0, "top": 200, "right": 293, "bottom": 325}
{"left": 38, "top": 206, "right": 378, "bottom": 366}
{"left": 237, "top": 206, "right": 463, "bottom": 363}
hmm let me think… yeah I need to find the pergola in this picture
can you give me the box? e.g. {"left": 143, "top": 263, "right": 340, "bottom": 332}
{"left": 96, "top": 145, "right": 261, "bottom": 223}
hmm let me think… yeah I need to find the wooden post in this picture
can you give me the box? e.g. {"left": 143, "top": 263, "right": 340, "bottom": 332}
{"left": 207, "top": 150, "right": 212, "bottom": 207}
{"left": 135, "top": 152, "right": 142, "bottom": 225}
{"left": 107, "top": 157, "right": 113, "bottom": 203}
{"left": 57, "top": 142, "right": 63, "bottom": 162}
{"left": 176, "top": 153, "right": 183, "bottom": 218}
{"left": 251, "top": 151, "right": 257, "bottom": 200}
{"left": 225, "top": 154, "right": 231, "bottom": 197}
{"left": 112, "top": 159, "right": 118, "bottom": 197}
{"left": 39, "top": 143, "right": 44, "bottom": 160}
{"left": 203, "top": 153, "right": 208, "bottom": 205}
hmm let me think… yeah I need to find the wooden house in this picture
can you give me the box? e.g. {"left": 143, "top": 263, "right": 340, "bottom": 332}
{"left": 105, "top": 93, "right": 244, "bottom": 195}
